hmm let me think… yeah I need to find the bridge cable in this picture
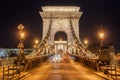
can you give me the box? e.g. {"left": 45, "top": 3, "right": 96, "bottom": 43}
{"left": 26, "top": 19, "right": 52, "bottom": 58}
{"left": 70, "top": 19, "right": 94, "bottom": 57}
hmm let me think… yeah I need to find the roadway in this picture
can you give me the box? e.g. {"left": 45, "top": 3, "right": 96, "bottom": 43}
{"left": 21, "top": 61, "right": 104, "bottom": 80}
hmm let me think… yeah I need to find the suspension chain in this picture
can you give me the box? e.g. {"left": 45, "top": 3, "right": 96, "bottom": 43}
{"left": 27, "top": 19, "right": 52, "bottom": 58}
{"left": 70, "top": 19, "right": 94, "bottom": 57}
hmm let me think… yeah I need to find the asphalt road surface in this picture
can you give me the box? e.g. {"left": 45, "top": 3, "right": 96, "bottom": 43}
{"left": 21, "top": 60, "right": 104, "bottom": 80}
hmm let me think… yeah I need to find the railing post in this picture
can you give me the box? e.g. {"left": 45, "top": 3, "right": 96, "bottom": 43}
{"left": 2, "top": 66, "right": 5, "bottom": 80}
{"left": 8, "top": 66, "right": 9, "bottom": 79}
{"left": 12, "top": 65, "right": 14, "bottom": 78}
{"left": 115, "top": 66, "right": 117, "bottom": 80}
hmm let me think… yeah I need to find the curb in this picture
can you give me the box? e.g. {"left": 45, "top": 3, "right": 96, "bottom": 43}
{"left": 93, "top": 72, "right": 112, "bottom": 80}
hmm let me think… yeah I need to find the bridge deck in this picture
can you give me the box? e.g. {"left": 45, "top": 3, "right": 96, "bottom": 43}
{"left": 21, "top": 61, "right": 105, "bottom": 80}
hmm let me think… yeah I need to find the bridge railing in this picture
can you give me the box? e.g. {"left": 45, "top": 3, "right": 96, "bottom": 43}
{"left": 0, "top": 57, "right": 17, "bottom": 67}
{"left": 24, "top": 54, "right": 53, "bottom": 71}
{"left": 1, "top": 54, "right": 52, "bottom": 80}
{"left": 69, "top": 54, "right": 99, "bottom": 71}
{"left": 2, "top": 64, "right": 20, "bottom": 80}
{"left": 70, "top": 54, "right": 120, "bottom": 79}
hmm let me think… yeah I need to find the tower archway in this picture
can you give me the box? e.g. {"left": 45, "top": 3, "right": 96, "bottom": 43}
{"left": 54, "top": 31, "right": 67, "bottom": 41}
{"left": 54, "top": 31, "right": 67, "bottom": 54}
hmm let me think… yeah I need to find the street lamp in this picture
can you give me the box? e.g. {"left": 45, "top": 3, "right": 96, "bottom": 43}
{"left": 34, "top": 39, "right": 39, "bottom": 51}
{"left": 98, "top": 32, "right": 104, "bottom": 48}
{"left": 17, "top": 24, "right": 25, "bottom": 62}
{"left": 98, "top": 32, "right": 105, "bottom": 58}
{"left": 84, "top": 39, "right": 88, "bottom": 52}
{"left": 84, "top": 39, "right": 88, "bottom": 48}
{"left": 35, "top": 40, "right": 39, "bottom": 45}
{"left": 17, "top": 24, "right": 26, "bottom": 74}
{"left": 20, "top": 32, "right": 25, "bottom": 39}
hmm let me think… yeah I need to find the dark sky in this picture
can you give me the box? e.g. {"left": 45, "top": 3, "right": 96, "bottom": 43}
{"left": 0, "top": 0, "right": 120, "bottom": 52}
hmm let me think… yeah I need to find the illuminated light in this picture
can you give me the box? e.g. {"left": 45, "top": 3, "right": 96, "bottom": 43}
{"left": 20, "top": 32, "right": 25, "bottom": 39}
{"left": 84, "top": 40, "right": 88, "bottom": 45}
{"left": 59, "top": 38, "right": 62, "bottom": 41}
{"left": 42, "top": 6, "right": 80, "bottom": 12}
{"left": 48, "top": 45, "right": 50, "bottom": 48}
{"left": 34, "top": 45, "right": 37, "bottom": 48}
{"left": 99, "top": 32, "right": 104, "bottom": 40}
{"left": 35, "top": 39, "right": 39, "bottom": 44}
{"left": 84, "top": 39, "right": 88, "bottom": 49}
{"left": 98, "top": 32, "right": 105, "bottom": 47}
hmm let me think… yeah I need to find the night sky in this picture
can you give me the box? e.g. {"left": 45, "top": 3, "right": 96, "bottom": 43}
{"left": 0, "top": 0, "right": 120, "bottom": 52}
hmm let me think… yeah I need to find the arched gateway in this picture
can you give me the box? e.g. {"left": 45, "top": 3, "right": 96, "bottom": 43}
{"left": 40, "top": 6, "right": 83, "bottom": 54}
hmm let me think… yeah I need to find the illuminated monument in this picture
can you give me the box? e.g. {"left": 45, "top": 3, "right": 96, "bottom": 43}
{"left": 40, "top": 6, "right": 83, "bottom": 53}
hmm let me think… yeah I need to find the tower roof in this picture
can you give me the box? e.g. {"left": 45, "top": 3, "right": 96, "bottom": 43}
{"left": 42, "top": 6, "right": 80, "bottom": 12}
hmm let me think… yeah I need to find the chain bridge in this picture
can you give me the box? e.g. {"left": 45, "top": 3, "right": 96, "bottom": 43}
{"left": 1, "top": 6, "right": 120, "bottom": 80}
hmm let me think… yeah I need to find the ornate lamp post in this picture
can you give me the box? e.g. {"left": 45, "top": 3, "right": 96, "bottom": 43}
{"left": 99, "top": 32, "right": 104, "bottom": 48}
{"left": 83, "top": 39, "right": 88, "bottom": 56}
{"left": 84, "top": 39, "right": 88, "bottom": 49}
{"left": 17, "top": 24, "right": 25, "bottom": 62}
{"left": 98, "top": 32, "right": 104, "bottom": 57}
{"left": 34, "top": 39, "right": 39, "bottom": 51}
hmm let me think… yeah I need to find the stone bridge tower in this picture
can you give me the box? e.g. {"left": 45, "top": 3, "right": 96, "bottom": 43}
{"left": 40, "top": 6, "right": 83, "bottom": 53}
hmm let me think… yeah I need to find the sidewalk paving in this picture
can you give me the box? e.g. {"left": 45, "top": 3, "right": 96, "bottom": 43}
{"left": 20, "top": 62, "right": 114, "bottom": 80}
{"left": 94, "top": 71, "right": 113, "bottom": 80}
{"left": 73, "top": 61, "right": 113, "bottom": 80}
{"left": 0, "top": 62, "right": 117, "bottom": 80}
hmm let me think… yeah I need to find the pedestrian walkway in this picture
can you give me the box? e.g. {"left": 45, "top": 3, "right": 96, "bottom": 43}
{"left": 0, "top": 61, "right": 114, "bottom": 80}
{"left": 20, "top": 61, "right": 112, "bottom": 80}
